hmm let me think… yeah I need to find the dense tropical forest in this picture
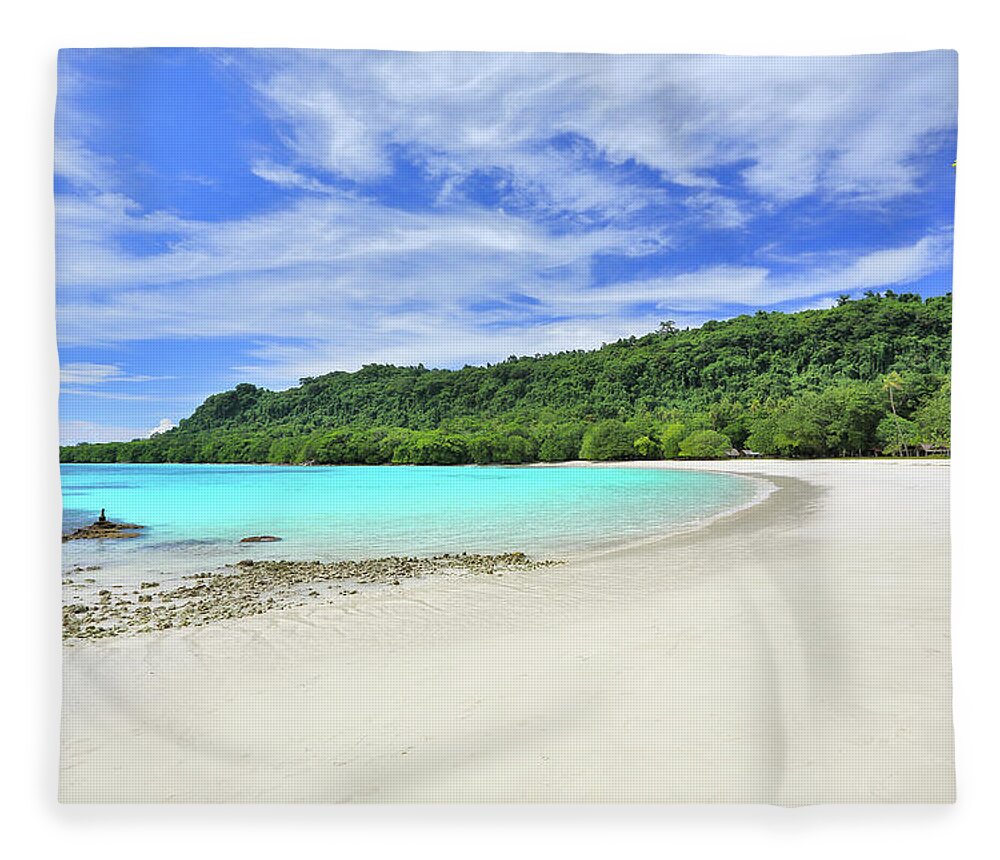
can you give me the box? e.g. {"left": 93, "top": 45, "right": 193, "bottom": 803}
{"left": 60, "top": 291, "right": 951, "bottom": 465}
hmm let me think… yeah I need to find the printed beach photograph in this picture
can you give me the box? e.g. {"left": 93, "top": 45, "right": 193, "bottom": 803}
{"left": 56, "top": 49, "right": 956, "bottom": 804}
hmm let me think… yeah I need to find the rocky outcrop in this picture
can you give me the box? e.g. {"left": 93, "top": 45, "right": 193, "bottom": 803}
{"left": 239, "top": 535, "right": 282, "bottom": 543}
{"left": 62, "top": 517, "right": 145, "bottom": 542}
{"left": 61, "top": 551, "right": 562, "bottom": 640}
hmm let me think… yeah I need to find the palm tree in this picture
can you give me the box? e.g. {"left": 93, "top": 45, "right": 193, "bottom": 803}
{"left": 882, "top": 372, "right": 909, "bottom": 456}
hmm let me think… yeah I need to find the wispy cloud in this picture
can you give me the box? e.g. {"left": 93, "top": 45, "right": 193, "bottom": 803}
{"left": 246, "top": 50, "right": 956, "bottom": 204}
{"left": 60, "top": 362, "right": 166, "bottom": 385}
{"left": 54, "top": 139, "right": 119, "bottom": 192}
{"left": 602, "top": 232, "right": 953, "bottom": 313}
{"left": 59, "top": 389, "right": 163, "bottom": 401}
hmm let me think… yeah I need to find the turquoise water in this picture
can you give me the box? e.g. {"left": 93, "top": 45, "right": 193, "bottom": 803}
{"left": 61, "top": 464, "right": 761, "bottom": 583}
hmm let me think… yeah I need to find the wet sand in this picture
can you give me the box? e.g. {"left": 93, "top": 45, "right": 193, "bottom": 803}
{"left": 59, "top": 460, "right": 953, "bottom": 803}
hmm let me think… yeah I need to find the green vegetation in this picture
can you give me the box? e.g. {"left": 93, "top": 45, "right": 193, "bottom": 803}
{"left": 580, "top": 420, "right": 635, "bottom": 461}
{"left": 60, "top": 292, "right": 951, "bottom": 465}
{"left": 678, "top": 430, "right": 733, "bottom": 460}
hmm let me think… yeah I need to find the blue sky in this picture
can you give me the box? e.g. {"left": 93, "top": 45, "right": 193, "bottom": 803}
{"left": 55, "top": 49, "right": 957, "bottom": 443}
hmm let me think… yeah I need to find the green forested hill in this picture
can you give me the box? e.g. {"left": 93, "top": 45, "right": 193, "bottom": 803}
{"left": 61, "top": 291, "right": 952, "bottom": 464}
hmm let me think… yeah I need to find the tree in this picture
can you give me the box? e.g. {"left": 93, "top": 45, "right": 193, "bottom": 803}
{"left": 767, "top": 396, "right": 826, "bottom": 457}
{"left": 579, "top": 420, "right": 635, "bottom": 461}
{"left": 658, "top": 423, "right": 687, "bottom": 459}
{"left": 537, "top": 423, "right": 586, "bottom": 462}
{"left": 633, "top": 435, "right": 659, "bottom": 459}
{"left": 391, "top": 432, "right": 468, "bottom": 465}
{"left": 816, "top": 384, "right": 884, "bottom": 456}
{"left": 678, "top": 430, "right": 732, "bottom": 460}
{"left": 877, "top": 415, "right": 919, "bottom": 455}
{"left": 882, "top": 371, "right": 910, "bottom": 456}
{"left": 913, "top": 382, "right": 951, "bottom": 448}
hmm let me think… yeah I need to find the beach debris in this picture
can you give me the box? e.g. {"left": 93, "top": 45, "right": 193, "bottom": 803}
{"left": 240, "top": 535, "right": 282, "bottom": 543}
{"left": 61, "top": 551, "right": 562, "bottom": 641}
{"left": 62, "top": 511, "right": 145, "bottom": 542}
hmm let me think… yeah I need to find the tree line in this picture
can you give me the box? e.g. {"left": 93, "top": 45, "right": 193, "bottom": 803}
{"left": 60, "top": 292, "right": 951, "bottom": 465}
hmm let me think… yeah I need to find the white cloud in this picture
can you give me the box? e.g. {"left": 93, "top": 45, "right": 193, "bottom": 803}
{"left": 54, "top": 139, "right": 118, "bottom": 191}
{"left": 59, "top": 362, "right": 160, "bottom": 385}
{"left": 250, "top": 159, "right": 334, "bottom": 192}
{"left": 54, "top": 183, "right": 666, "bottom": 358}
{"left": 59, "top": 389, "right": 161, "bottom": 401}
{"left": 59, "top": 419, "right": 149, "bottom": 445}
{"left": 837, "top": 232, "right": 952, "bottom": 288}
{"left": 246, "top": 50, "right": 956, "bottom": 204}
{"left": 55, "top": 186, "right": 649, "bottom": 294}
{"left": 148, "top": 418, "right": 175, "bottom": 436}
{"left": 643, "top": 233, "right": 952, "bottom": 312}
{"left": 681, "top": 191, "right": 751, "bottom": 229}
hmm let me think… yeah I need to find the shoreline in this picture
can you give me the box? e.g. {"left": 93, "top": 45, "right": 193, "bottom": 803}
{"left": 563, "top": 465, "right": 781, "bottom": 562}
{"left": 60, "top": 463, "right": 776, "bottom": 633}
{"left": 60, "top": 460, "right": 953, "bottom": 803}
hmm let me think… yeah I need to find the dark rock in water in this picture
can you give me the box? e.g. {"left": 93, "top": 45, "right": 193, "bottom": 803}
{"left": 239, "top": 535, "right": 282, "bottom": 543}
{"left": 62, "top": 516, "right": 145, "bottom": 542}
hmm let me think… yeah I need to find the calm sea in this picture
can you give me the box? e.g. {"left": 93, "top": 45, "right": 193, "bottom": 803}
{"left": 60, "top": 464, "right": 762, "bottom": 584}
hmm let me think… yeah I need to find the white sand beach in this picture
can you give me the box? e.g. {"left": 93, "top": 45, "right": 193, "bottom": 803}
{"left": 59, "top": 460, "right": 953, "bottom": 803}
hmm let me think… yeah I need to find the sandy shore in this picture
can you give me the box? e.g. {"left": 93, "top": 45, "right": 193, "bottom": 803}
{"left": 59, "top": 460, "right": 953, "bottom": 803}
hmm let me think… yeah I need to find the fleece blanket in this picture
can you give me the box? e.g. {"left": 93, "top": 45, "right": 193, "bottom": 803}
{"left": 57, "top": 49, "right": 955, "bottom": 803}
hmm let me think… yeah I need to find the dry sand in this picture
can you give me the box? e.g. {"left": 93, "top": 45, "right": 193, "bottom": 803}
{"left": 59, "top": 460, "right": 953, "bottom": 803}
